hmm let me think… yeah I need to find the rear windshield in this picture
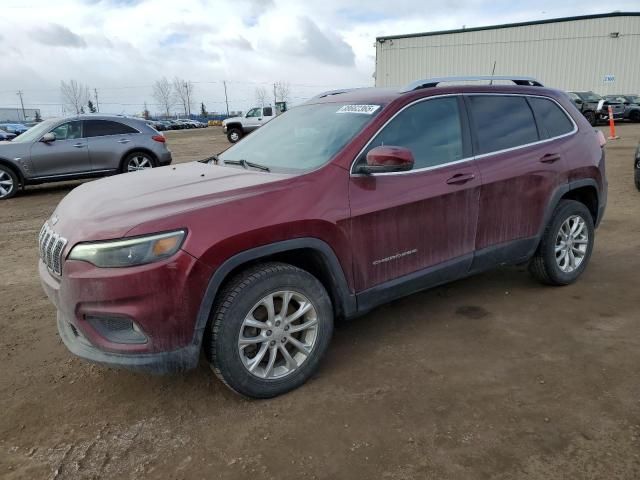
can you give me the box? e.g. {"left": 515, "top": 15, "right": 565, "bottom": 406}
{"left": 219, "top": 102, "right": 382, "bottom": 173}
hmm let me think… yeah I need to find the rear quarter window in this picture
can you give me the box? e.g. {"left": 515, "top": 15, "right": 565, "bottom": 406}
{"left": 84, "top": 120, "right": 138, "bottom": 137}
{"left": 528, "top": 97, "right": 574, "bottom": 139}
{"left": 468, "top": 95, "right": 539, "bottom": 154}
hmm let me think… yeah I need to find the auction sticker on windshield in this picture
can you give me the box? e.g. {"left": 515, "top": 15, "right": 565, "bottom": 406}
{"left": 336, "top": 105, "right": 380, "bottom": 114}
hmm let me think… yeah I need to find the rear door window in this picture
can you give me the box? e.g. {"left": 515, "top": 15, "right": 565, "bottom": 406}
{"left": 467, "top": 95, "right": 539, "bottom": 155}
{"left": 84, "top": 120, "right": 138, "bottom": 137}
{"left": 359, "top": 96, "right": 464, "bottom": 170}
{"left": 263, "top": 107, "right": 273, "bottom": 116}
{"left": 528, "top": 97, "right": 574, "bottom": 139}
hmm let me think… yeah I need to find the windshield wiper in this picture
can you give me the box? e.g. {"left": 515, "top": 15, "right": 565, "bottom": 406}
{"left": 199, "top": 154, "right": 220, "bottom": 164}
{"left": 224, "top": 159, "right": 270, "bottom": 172}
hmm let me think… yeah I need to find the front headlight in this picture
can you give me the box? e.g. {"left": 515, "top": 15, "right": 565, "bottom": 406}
{"left": 68, "top": 230, "right": 186, "bottom": 268}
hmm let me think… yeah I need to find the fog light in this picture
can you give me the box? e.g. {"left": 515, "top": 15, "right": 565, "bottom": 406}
{"left": 86, "top": 315, "right": 148, "bottom": 344}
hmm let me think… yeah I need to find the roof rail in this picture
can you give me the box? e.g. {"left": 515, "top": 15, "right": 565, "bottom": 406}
{"left": 400, "top": 76, "right": 543, "bottom": 92}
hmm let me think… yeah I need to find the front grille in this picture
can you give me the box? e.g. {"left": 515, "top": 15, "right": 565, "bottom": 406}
{"left": 38, "top": 222, "right": 68, "bottom": 275}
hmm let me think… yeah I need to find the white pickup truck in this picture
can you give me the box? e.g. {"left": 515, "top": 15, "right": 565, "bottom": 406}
{"left": 222, "top": 106, "right": 275, "bottom": 143}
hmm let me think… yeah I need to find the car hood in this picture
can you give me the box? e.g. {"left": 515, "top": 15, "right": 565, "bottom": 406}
{"left": 51, "top": 161, "right": 293, "bottom": 244}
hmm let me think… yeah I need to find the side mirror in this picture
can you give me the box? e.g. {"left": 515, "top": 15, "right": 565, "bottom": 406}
{"left": 574, "top": 98, "right": 583, "bottom": 105}
{"left": 41, "top": 132, "right": 56, "bottom": 143}
{"left": 357, "top": 146, "right": 414, "bottom": 174}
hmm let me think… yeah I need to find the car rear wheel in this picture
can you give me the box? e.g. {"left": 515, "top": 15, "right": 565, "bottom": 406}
{"left": 227, "top": 128, "right": 242, "bottom": 143}
{"left": 0, "top": 165, "right": 18, "bottom": 200}
{"left": 529, "top": 200, "right": 595, "bottom": 286}
{"left": 635, "top": 159, "right": 640, "bottom": 191}
{"left": 207, "top": 262, "right": 333, "bottom": 398}
{"left": 584, "top": 110, "right": 597, "bottom": 126}
{"left": 122, "top": 152, "right": 155, "bottom": 173}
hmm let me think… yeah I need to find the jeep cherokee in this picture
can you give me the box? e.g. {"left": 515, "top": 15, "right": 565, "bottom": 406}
{"left": 38, "top": 76, "right": 607, "bottom": 398}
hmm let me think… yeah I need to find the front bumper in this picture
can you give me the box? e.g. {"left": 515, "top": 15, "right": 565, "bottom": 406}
{"left": 57, "top": 312, "right": 199, "bottom": 373}
{"left": 40, "top": 249, "right": 212, "bottom": 373}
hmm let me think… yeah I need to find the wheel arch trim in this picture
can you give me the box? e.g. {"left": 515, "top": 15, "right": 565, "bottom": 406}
{"left": 540, "top": 178, "right": 601, "bottom": 238}
{"left": 190, "top": 237, "right": 356, "bottom": 349}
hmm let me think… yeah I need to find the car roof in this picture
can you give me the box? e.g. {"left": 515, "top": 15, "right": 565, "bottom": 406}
{"left": 306, "top": 83, "right": 567, "bottom": 106}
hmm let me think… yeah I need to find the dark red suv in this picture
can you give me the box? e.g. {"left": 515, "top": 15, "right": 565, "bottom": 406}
{"left": 39, "top": 76, "right": 607, "bottom": 398}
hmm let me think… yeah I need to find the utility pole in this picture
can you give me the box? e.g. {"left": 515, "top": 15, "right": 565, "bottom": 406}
{"left": 94, "top": 88, "right": 100, "bottom": 112}
{"left": 16, "top": 90, "right": 26, "bottom": 121}
{"left": 273, "top": 83, "right": 277, "bottom": 108}
{"left": 223, "top": 81, "right": 229, "bottom": 116}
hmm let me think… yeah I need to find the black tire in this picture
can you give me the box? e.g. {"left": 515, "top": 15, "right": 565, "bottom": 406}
{"left": 529, "top": 200, "right": 595, "bottom": 286}
{"left": 208, "top": 262, "right": 333, "bottom": 398}
{"left": 0, "top": 165, "right": 19, "bottom": 200}
{"left": 635, "top": 163, "right": 640, "bottom": 191}
{"left": 121, "top": 151, "right": 156, "bottom": 173}
{"left": 630, "top": 110, "right": 640, "bottom": 123}
{"left": 584, "top": 110, "right": 597, "bottom": 126}
{"left": 226, "top": 128, "right": 243, "bottom": 143}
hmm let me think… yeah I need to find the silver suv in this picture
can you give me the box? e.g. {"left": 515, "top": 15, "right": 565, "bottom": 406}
{"left": 0, "top": 114, "right": 172, "bottom": 199}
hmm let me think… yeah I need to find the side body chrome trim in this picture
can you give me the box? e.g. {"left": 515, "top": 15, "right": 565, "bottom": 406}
{"left": 349, "top": 93, "right": 578, "bottom": 178}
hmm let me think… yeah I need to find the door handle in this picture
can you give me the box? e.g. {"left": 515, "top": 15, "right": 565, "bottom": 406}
{"left": 72, "top": 143, "right": 85, "bottom": 148}
{"left": 117, "top": 139, "right": 131, "bottom": 144}
{"left": 446, "top": 173, "right": 476, "bottom": 185}
{"left": 258, "top": 118, "right": 263, "bottom": 121}
{"left": 540, "top": 153, "right": 561, "bottom": 164}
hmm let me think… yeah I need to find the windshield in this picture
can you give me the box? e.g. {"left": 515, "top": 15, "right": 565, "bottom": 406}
{"left": 219, "top": 102, "right": 382, "bottom": 173}
{"left": 627, "top": 96, "right": 640, "bottom": 104}
{"left": 11, "top": 119, "right": 59, "bottom": 143}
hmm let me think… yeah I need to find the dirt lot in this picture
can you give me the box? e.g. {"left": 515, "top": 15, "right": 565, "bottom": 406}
{"left": 1, "top": 125, "right": 639, "bottom": 479}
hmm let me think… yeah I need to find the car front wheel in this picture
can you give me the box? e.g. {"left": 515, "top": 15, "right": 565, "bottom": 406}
{"left": 529, "top": 200, "right": 595, "bottom": 286}
{"left": 635, "top": 159, "right": 640, "bottom": 191}
{"left": 207, "top": 262, "right": 333, "bottom": 398}
{"left": 584, "top": 110, "right": 597, "bottom": 126}
{"left": 227, "top": 128, "right": 242, "bottom": 143}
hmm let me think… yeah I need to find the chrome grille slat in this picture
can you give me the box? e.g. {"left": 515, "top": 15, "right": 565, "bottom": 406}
{"left": 38, "top": 222, "right": 68, "bottom": 276}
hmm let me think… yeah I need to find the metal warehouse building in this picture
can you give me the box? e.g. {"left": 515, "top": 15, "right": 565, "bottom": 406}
{"left": 375, "top": 12, "right": 640, "bottom": 94}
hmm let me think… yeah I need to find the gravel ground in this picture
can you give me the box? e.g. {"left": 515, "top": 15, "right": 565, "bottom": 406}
{"left": 1, "top": 125, "right": 639, "bottom": 479}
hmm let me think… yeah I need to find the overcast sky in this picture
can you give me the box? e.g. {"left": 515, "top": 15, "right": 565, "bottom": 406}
{"left": 0, "top": 0, "right": 637, "bottom": 117}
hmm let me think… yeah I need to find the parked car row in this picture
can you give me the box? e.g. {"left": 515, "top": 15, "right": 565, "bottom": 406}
{"left": 146, "top": 119, "right": 208, "bottom": 131}
{"left": 568, "top": 91, "right": 639, "bottom": 125}
{"left": 0, "top": 123, "right": 29, "bottom": 136}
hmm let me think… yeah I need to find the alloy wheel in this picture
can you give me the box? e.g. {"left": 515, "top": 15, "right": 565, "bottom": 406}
{"left": 238, "top": 291, "right": 319, "bottom": 379}
{"left": 127, "top": 155, "right": 153, "bottom": 172}
{"left": 555, "top": 215, "right": 589, "bottom": 273}
{"left": 0, "top": 170, "right": 15, "bottom": 198}
{"left": 230, "top": 132, "right": 240, "bottom": 142}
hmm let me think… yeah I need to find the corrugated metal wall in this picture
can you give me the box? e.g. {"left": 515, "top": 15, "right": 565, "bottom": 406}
{"left": 375, "top": 15, "right": 640, "bottom": 95}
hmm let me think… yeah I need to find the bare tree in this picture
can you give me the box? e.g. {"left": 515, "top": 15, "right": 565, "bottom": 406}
{"left": 172, "top": 77, "right": 195, "bottom": 116}
{"left": 255, "top": 86, "right": 268, "bottom": 106}
{"left": 274, "top": 81, "right": 290, "bottom": 104}
{"left": 153, "top": 77, "right": 174, "bottom": 118}
{"left": 60, "top": 80, "right": 90, "bottom": 115}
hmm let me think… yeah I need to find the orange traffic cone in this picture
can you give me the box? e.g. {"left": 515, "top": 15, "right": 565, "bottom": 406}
{"left": 607, "top": 105, "right": 619, "bottom": 140}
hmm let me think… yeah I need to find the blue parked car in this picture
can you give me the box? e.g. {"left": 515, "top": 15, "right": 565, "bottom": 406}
{"left": 0, "top": 123, "right": 29, "bottom": 136}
